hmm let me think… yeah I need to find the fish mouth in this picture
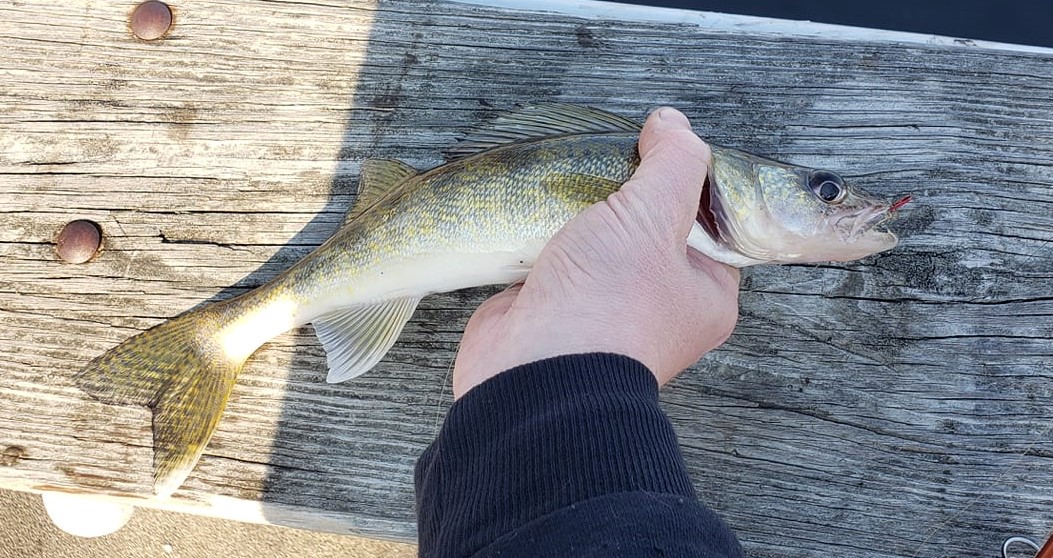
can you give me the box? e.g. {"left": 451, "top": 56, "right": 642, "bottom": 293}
{"left": 839, "top": 195, "right": 911, "bottom": 239}
{"left": 839, "top": 206, "right": 890, "bottom": 239}
{"left": 696, "top": 173, "right": 723, "bottom": 242}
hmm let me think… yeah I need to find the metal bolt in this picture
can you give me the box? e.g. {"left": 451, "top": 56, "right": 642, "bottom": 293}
{"left": 130, "top": 1, "right": 173, "bottom": 41}
{"left": 1, "top": 446, "right": 25, "bottom": 467}
{"left": 56, "top": 220, "right": 102, "bottom": 264}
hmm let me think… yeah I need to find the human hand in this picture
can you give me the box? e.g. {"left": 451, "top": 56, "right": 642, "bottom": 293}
{"left": 453, "top": 107, "right": 740, "bottom": 398}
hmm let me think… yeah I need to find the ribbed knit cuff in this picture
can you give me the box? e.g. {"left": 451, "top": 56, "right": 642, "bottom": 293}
{"left": 415, "top": 353, "right": 698, "bottom": 558}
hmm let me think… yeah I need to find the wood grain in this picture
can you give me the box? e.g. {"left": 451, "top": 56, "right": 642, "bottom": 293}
{"left": 1, "top": 0, "right": 1051, "bottom": 555}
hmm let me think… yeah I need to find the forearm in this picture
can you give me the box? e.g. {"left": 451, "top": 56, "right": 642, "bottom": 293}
{"left": 414, "top": 353, "right": 744, "bottom": 557}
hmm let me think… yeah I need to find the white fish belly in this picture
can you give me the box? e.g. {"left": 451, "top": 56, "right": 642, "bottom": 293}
{"left": 300, "top": 239, "right": 548, "bottom": 324}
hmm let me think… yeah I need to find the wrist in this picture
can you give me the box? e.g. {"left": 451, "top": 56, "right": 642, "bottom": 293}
{"left": 453, "top": 317, "right": 656, "bottom": 397}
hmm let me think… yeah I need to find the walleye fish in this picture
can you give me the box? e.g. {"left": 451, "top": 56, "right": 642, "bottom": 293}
{"left": 76, "top": 104, "right": 909, "bottom": 497}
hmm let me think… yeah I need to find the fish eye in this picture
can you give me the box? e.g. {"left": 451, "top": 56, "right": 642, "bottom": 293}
{"left": 808, "top": 170, "right": 847, "bottom": 204}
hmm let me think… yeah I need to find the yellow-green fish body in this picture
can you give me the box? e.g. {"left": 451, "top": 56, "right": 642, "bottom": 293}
{"left": 279, "top": 131, "right": 641, "bottom": 328}
{"left": 209, "top": 132, "right": 643, "bottom": 383}
{"left": 76, "top": 105, "right": 907, "bottom": 497}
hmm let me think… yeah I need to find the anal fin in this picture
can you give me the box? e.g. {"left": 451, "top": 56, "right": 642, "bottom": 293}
{"left": 313, "top": 296, "right": 421, "bottom": 383}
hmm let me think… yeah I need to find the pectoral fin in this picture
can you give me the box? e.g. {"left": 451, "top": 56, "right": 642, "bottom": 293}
{"left": 313, "top": 297, "right": 421, "bottom": 383}
{"left": 541, "top": 173, "right": 623, "bottom": 205}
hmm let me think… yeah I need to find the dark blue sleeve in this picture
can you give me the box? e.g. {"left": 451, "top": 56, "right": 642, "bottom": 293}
{"left": 414, "top": 353, "right": 745, "bottom": 558}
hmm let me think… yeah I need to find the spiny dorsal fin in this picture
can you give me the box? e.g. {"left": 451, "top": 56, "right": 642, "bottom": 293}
{"left": 347, "top": 159, "right": 418, "bottom": 224}
{"left": 444, "top": 103, "right": 642, "bottom": 162}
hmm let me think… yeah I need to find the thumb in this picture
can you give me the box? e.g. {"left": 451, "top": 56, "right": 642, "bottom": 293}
{"left": 620, "top": 107, "right": 711, "bottom": 239}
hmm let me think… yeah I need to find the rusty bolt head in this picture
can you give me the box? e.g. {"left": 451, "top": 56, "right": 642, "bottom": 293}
{"left": 1, "top": 446, "right": 25, "bottom": 467}
{"left": 130, "top": 1, "right": 173, "bottom": 41}
{"left": 56, "top": 220, "right": 102, "bottom": 264}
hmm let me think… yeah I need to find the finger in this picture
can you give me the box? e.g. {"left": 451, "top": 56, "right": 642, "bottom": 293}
{"left": 473, "top": 283, "right": 522, "bottom": 319}
{"left": 453, "top": 284, "right": 523, "bottom": 398}
{"left": 462, "top": 283, "right": 522, "bottom": 335}
{"left": 621, "top": 107, "right": 712, "bottom": 236}
{"left": 686, "top": 248, "right": 741, "bottom": 292}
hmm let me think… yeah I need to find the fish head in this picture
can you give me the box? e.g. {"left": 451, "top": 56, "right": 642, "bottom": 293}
{"left": 700, "top": 146, "right": 909, "bottom": 265}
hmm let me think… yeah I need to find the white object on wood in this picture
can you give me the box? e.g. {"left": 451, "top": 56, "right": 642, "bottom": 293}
{"left": 41, "top": 492, "right": 135, "bottom": 537}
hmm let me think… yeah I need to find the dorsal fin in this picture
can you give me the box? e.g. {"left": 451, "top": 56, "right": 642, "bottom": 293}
{"left": 444, "top": 103, "right": 642, "bottom": 162}
{"left": 346, "top": 159, "right": 418, "bottom": 224}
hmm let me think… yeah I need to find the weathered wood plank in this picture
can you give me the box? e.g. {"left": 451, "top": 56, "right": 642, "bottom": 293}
{"left": 1, "top": 0, "right": 1052, "bottom": 555}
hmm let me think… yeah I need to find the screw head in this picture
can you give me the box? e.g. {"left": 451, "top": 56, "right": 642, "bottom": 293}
{"left": 130, "top": 1, "right": 173, "bottom": 41}
{"left": 56, "top": 220, "right": 102, "bottom": 264}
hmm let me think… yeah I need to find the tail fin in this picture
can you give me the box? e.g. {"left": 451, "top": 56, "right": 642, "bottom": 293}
{"left": 75, "top": 307, "right": 243, "bottom": 498}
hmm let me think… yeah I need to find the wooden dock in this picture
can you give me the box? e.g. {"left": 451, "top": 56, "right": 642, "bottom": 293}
{"left": 2, "top": 0, "right": 1051, "bottom": 555}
